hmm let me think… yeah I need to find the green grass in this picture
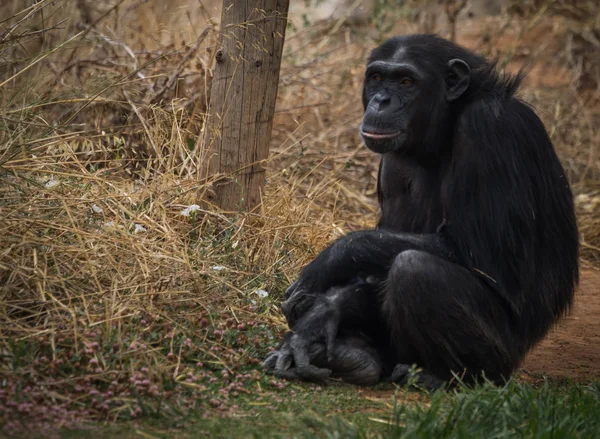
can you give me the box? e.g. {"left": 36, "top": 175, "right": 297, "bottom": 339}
{"left": 58, "top": 379, "right": 600, "bottom": 438}
{"left": 383, "top": 381, "right": 600, "bottom": 439}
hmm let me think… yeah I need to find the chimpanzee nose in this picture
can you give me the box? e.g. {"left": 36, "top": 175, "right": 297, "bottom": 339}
{"left": 369, "top": 92, "right": 391, "bottom": 112}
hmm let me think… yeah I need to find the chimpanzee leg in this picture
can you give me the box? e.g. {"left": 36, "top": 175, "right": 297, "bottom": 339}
{"left": 383, "top": 250, "right": 522, "bottom": 386}
{"left": 327, "top": 333, "right": 383, "bottom": 386}
{"left": 306, "top": 332, "right": 383, "bottom": 386}
{"left": 265, "top": 331, "right": 383, "bottom": 385}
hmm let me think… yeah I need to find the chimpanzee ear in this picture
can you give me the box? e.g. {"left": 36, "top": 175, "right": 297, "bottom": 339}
{"left": 446, "top": 59, "right": 471, "bottom": 102}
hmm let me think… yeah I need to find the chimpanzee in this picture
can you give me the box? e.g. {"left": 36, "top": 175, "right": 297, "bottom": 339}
{"left": 262, "top": 34, "right": 579, "bottom": 388}
{"left": 264, "top": 277, "right": 388, "bottom": 385}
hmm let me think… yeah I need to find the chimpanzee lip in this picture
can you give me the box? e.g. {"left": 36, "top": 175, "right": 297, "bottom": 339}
{"left": 360, "top": 129, "right": 404, "bottom": 140}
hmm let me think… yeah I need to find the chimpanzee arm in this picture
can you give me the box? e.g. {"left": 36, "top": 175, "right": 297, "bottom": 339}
{"left": 282, "top": 229, "right": 452, "bottom": 326}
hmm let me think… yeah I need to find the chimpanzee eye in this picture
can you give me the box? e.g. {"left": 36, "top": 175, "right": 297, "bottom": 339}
{"left": 399, "top": 77, "right": 414, "bottom": 86}
{"left": 372, "top": 73, "right": 383, "bottom": 81}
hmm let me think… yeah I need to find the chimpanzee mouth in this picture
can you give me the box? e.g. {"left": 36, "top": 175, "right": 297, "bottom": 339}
{"left": 360, "top": 129, "right": 404, "bottom": 140}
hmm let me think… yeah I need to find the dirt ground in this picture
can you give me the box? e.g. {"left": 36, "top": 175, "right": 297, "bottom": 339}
{"left": 521, "top": 268, "right": 600, "bottom": 382}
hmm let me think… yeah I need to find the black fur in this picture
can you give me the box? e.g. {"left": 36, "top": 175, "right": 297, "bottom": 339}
{"left": 264, "top": 34, "right": 579, "bottom": 387}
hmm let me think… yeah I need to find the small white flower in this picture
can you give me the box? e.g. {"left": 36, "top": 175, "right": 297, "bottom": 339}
{"left": 211, "top": 265, "right": 226, "bottom": 271}
{"left": 91, "top": 204, "right": 103, "bottom": 213}
{"left": 44, "top": 178, "right": 60, "bottom": 189}
{"left": 134, "top": 223, "right": 147, "bottom": 233}
{"left": 105, "top": 221, "right": 115, "bottom": 227}
{"left": 255, "top": 289, "right": 269, "bottom": 298}
{"left": 180, "top": 204, "right": 201, "bottom": 217}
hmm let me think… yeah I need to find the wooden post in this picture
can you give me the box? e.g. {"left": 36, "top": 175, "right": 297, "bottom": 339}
{"left": 202, "top": 0, "right": 289, "bottom": 211}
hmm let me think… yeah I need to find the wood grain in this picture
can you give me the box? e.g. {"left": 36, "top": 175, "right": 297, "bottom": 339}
{"left": 202, "top": 0, "right": 289, "bottom": 211}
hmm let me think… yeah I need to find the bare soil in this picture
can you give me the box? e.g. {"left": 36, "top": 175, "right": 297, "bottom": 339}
{"left": 521, "top": 269, "right": 600, "bottom": 382}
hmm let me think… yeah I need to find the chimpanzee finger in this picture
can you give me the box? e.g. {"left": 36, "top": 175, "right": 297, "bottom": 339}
{"left": 261, "top": 350, "right": 280, "bottom": 371}
{"left": 289, "top": 335, "right": 331, "bottom": 383}
{"left": 288, "top": 334, "right": 310, "bottom": 369}
{"left": 274, "top": 368, "right": 300, "bottom": 381}
{"left": 284, "top": 279, "right": 300, "bottom": 300}
{"left": 276, "top": 365, "right": 330, "bottom": 384}
{"left": 281, "top": 293, "right": 310, "bottom": 327}
{"left": 275, "top": 366, "right": 330, "bottom": 383}
{"left": 274, "top": 346, "right": 294, "bottom": 371}
{"left": 262, "top": 332, "right": 295, "bottom": 374}
{"left": 280, "top": 296, "right": 297, "bottom": 325}
{"left": 298, "top": 365, "right": 332, "bottom": 383}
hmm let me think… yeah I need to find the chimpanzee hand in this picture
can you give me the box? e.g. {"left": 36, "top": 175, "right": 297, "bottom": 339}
{"left": 261, "top": 332, "right": 332, "bottom": 383}
{"left": 281, "top": 279, "right": 318, "bottom": 328}
{"left": 280, "top": 234, "right": 363, "bottom": 327}
{"left": 263, "top": 296, "right": 340, "bottom": 383}
{"left": 281, "top": 237, "right": 365, "bottom": 326}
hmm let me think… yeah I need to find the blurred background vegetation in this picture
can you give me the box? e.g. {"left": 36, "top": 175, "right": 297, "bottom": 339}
{"left": 1, "top": 0, "right": 599, "bottom": 436}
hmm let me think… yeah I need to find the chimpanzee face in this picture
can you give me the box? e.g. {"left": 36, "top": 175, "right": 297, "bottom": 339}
{"left": 360, "top": 47, "right": 470, "bottom": 155}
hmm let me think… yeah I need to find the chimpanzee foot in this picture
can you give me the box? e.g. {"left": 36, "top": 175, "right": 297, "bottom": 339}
{"left": 262, "top": 349, "right": 287, "bottom": 371}
{"left": 328, "top": 335, "right": 382, "bottom": 386}
{"left": 262, "top": 334, "right": 332, "bottom": 384}
{"left": 263, "top": 350, "right": 332, "bottom": 384}
{"left": 390, "top": 364, "right": 446, "bottom": 390}
{"left": 276, "top": 364, "right": 332, "bottom": 383}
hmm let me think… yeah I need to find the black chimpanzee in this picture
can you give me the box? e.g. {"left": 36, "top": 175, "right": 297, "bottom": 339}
{"left": 262, "top": 34, "right": 579, "bottom": 388}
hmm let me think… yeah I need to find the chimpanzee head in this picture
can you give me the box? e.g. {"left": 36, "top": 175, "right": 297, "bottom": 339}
{"left": 360, "top": 35, "right": 473, "bottom": 156}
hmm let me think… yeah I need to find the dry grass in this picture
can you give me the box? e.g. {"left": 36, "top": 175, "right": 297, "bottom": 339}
{"left": 0, "top": 0, "right": 599, "bottom": 435}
